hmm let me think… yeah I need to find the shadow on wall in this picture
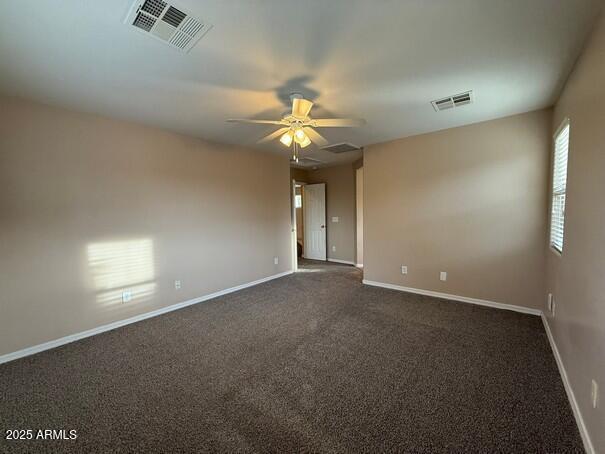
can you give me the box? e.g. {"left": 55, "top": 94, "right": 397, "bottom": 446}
{"left": 86, "top": 238, "right": 156, "bottom": 307}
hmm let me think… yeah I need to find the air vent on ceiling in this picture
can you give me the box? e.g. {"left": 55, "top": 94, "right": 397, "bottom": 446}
{"left": 125, "top": 0, "right": 212, "bottom": 53}
{"left": 431, "top": 91, "right": 473, "bottom": 112}
{"left": 321, "top": 143, "right": 360, "bottom": 154}
{"left": 291, "top": 157, "right": 324, "bottom": 167}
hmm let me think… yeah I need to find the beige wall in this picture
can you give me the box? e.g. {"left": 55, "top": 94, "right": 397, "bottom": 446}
{"left": 364, "top": 109, "right": 552, "bottom": 309}
{"left": 0, "top": 96, "right": 292, "bottom": 357}
{"left": 546, "top": 10, "right": 605, "bottom": 453}
{"left": 306, "top": 165, "right": 356, "bottom": 264}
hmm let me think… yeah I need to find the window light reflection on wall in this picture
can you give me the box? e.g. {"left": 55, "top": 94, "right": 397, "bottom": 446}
{"left": 86, "top": 238, "right": 156, "bottom": 306}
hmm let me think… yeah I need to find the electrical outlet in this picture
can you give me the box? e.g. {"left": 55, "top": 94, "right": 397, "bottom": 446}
{"left": 332, "top": 245, "right": 336, "bottom": 252}
{"left": 440, "top": 271, "right": 447, "bottom": 281}
{"left": 274, "top": 256, "right": 279, "bottom": 265}
{"left": 122, "top": 291, "right": 132, "bottom": 303}
{"left": 591, "top": 380, "right": 599, "bottom": 409}
{"left": 547, "top": 293, "right": 553, "bottom": 312}
{"left": 332, "top": 216, "right": 339, "bottom": 223}
{"left": 401, "top": 265, "right": 408, "bottom": 275}
{"left": 174, "top": 280, "right": 181, "bottom": 290}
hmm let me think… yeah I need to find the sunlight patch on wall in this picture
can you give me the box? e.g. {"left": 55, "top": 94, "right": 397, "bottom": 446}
{"left": 87, "top": 239, "right": 156, "bottom": 306}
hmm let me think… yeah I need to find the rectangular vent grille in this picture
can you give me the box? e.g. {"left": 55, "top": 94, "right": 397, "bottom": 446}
{"left": 141, "top": 0, "right": 166, "bottom": 17}
{"left": 169, "top": 31, "right": 193, "bottom": 48}
{"left": 291, "top": 157, "right": 324, "bottom": 167}
{"left": 133, "top": 12, "right": 156, "bottom": 31}
{"left": 180, "top": 16, "right": 204, "bottom": 35}
{"left": 321, "top": 143, "right": 360, "bottom": 154}
{"left": 431, "top": 91, "right": 473, "bottom": 112}
{"left": 162, "top": 6, "right": 186, "bottom": 27}
{"left": 125, "top": 0, "right": 212, "bottom": 53}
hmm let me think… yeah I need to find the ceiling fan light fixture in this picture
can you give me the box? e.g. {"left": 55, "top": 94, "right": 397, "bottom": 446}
{"left": 280, "top": 130, "right": 294, "bottom": 147}
{"left": 298, "top": 135, "right": 312, "bottom": 148}
{"left": 229, "top": 95, "right": 365, "bottom": 149}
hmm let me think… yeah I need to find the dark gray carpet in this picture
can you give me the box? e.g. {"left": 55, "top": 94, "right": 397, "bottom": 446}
{"left": 0, "top": 260, "right": 583, "bottom": 453}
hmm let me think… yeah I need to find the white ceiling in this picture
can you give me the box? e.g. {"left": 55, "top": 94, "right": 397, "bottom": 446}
{"left": 0, "top": 0, "right": 601, "bottom": 167}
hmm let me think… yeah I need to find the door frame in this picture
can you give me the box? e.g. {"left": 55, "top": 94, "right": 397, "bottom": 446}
{"left": 291, "top": 180, "right": 306, "bottom": 272}
{"left": 355, "top": 166, "right": 363, "bottom": 267}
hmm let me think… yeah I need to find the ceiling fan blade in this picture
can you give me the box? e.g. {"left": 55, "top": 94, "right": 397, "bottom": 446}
{"left": 292, "top": 98, "right": 314, "bottom": 119}
{"left": 257, "top": 127, "right": 289, "bottom": 144}
{"left": 303, "top": 127, "right": 328, "bottom": 147}
{"left": 312, "top": 118, "right": 366, "bottom": 128}
{"left": 227, "top": 119, "right": 285, "bottom": 125}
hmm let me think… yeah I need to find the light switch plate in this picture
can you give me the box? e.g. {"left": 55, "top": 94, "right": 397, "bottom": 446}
{"left": 332, "top": 217, "right": 339, "bottom": 223}
{"left": 440, "top": 271, "right": 447, "bottom": 281}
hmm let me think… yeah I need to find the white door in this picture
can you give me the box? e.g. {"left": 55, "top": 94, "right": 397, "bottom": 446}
{"left": 304, "top": 183, "right": 326, "bottom": 260}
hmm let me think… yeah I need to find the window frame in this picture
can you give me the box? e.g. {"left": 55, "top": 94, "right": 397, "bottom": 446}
{"left": 549, "top": 118, "right": 570, "bottom": 256}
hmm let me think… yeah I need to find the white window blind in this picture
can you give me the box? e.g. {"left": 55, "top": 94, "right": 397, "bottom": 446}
{"left": 550, "top": 120, "right": 570, "bottom": 253}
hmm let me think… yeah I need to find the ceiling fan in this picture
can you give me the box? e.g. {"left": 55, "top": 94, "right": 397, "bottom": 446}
{"left": 227, "top": 94, "right": 365, "bottom": 160}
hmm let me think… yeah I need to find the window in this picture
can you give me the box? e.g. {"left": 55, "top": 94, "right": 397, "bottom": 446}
{"left": 295, "top": 194, "right": 302, "bottom": 208}
{"left": 550, "top": 119, "right": 570, "bottom": 253}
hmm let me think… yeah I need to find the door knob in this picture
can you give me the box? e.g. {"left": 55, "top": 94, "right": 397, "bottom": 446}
{"left": 321, "top": 225, "right": 325, "bottom": 228}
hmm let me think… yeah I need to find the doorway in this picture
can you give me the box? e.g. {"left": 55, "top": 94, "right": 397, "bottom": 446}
{"left": 355, "top": 166, "right": 363, "bottom": 267}
{"left": 292, "top": 180, "right": 327, "bottom": 269}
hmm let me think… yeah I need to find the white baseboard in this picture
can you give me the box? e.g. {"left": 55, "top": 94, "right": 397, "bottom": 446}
{"left": 541, "top": 314, "right": 594, "bottom": 454}
{"left": 362, "top": 279, "right": 542, "bottom": 315}
{"left": 327, "top": 258, "right": 355, "bottom": 265}
{"left": 0, "top": 270, "right": 293, "bottom": 365}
